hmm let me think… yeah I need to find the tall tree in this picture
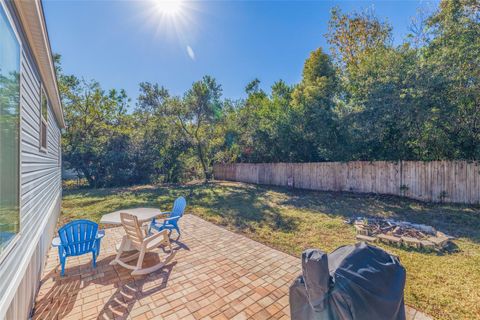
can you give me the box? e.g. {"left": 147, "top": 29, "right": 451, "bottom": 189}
{"left": 424, "top": 0, "right": 480, "bottom": 159}
{"left": 61, "top": 77, "right": 130, "bottom": 187}
{"left": 167, "top": 76, "right": 223, "bottom": 181}
{"left": 326, "top": 7, "right": 392, "bottom": 70}
{"left": 135, "top": 82, "right": 190, "bottom": 183}
{"left": 291, "top": 48, "right": 339, "bottom": 161}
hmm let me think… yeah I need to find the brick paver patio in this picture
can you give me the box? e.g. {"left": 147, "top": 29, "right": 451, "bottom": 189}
{"left": 32, "top": 214, "right": 430, "bottom": 320}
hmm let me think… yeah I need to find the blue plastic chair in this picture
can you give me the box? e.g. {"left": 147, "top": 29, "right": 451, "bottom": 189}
{"left": 149, "top": 197, "right": 187, "bottom": 236}
{"left": 52, "top": 220, "right": 105, "bottom": 276}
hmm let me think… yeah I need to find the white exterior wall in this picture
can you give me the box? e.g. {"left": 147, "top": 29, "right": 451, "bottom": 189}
{"left": 0, "top": 2, "right": 62, "bottom": 319}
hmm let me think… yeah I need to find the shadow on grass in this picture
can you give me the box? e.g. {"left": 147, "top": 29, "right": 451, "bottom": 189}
{"left": 191, "top": 183, "right": 298, "bottom": 232}
{"left": 63, "top": 182, "right": 479, "bottom": 243}
{"left": 278, "top": 187, "right": 480, "bottom": 244}
{"left": 63, "top": 182, "right": 298, "bottom": 233}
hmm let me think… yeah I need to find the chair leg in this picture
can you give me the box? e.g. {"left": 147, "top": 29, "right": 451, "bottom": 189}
{"left": 170, "top": 221, "right": 180, "bottom": 236}
{"left": 58, "top": 247, "right": 66, "bottom": 276}
{"left": 165, "top": 234, "right": 173, "bottom": 253}
{"left": 60, "top": 257, "right": 66, "bottom": 276}
{"left": 96, "top": 239, "right": 101, "bottom": 257}
{"left": 92, "top": 251, "right": 97, "bottom": 268}
{"left": 134, "top": 247, "right": 146, "bottom": 273}
{"left": 131, "top": 234, "right": 171, "bottom": 276}
{"left": 110, "top": 236, "right": 126, "bottom": 266}
{"left": 148, "top": 219, "right": 155, "bottom": 234}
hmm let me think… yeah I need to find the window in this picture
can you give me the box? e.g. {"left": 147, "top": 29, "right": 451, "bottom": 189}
{"left": 0, "top": 3, "right": 21, "bottom": 256}
{"left": 40, "top": 87, "right": 48, "bottom": 150}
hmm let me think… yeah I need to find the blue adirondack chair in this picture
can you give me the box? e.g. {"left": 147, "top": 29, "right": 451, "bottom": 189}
{"left": 52, "top": 220, "right": 105, "bottom": 276}
{"left": 149, "top": 197, "right": 187, "bottom": 235}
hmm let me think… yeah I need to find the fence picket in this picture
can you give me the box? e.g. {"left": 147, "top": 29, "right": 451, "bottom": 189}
{"left": 213, "top": 161, "right": 480, "bottom": 204}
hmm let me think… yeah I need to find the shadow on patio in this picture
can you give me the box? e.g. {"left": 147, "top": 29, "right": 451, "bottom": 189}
{"left": 32, "top": 213, "right": 431, "bottom": 320}
{"left": 32, "top": 215, "right": 294, "bottom": 320}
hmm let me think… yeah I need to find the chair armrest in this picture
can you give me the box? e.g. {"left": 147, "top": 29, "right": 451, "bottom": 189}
{"left": 141, "top": 223, "right": 151, "bottom": 236}
{"left": 143, "top": 229, "right": 169, "bottom": 245}
{"left": 96, "top": 230, "right": 105, "bottom": 239}
{"left": 151, "top": 213, "right": 170, "bottom": 226}
{"left": 52, "top": 237, "right": 61, "bottom": 247}
{"left": 163, "top": 217, "right": 179, "bottom": 222}
{"left": 153, "top": 213, "right": 170, "bottom": 220}
{"left": 52, "top": 230, "right": 105, "bottom": 248}
{"left": 151, "top": 216, "right": 178, "bottom": 226}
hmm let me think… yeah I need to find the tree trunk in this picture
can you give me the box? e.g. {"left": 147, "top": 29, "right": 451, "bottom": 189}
{"left": 196, "top": 143, "right": 210, "bottom": 182}
{"left": 83, "top": 172, "right": 95, "bottom": 188}
{"left": 81, "top": 166, "right": 96, "bottom": 188}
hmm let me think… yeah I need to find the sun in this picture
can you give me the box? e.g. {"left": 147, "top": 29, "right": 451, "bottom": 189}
{"left": 154, "top": 0, "right": 183, "bottom": 16}
{"left": 142, "top": 0, "right": 197, "bottom": 42}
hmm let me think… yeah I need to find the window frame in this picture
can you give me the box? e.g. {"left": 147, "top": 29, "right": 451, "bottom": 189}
{"left": 39, "top": 85, "right": 48, "bottom": 152}
{"left": 0, "top": 0, "right": 23, "bottom": 263}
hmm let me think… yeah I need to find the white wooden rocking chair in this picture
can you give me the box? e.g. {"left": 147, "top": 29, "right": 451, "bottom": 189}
{"left": 110, "top": 212, "right": 173, "bottom": 275}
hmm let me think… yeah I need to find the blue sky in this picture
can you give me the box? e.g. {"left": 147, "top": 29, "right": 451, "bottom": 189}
{"left": 43, "top": 0, "right": 438, "bottom": 105}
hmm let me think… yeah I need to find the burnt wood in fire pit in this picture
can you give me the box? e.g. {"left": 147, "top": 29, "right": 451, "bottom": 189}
{"left": 347, "top": 217, "right": 453, "bottom": 251}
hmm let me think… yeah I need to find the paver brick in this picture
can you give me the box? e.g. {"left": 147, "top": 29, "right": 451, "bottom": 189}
{"left": 32, "top": 214, "right": 429, "bottom": 320}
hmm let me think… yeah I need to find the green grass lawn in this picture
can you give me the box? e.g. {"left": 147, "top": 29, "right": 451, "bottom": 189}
{"left": 62, "top": 181, "right": 480, "bottom": 320}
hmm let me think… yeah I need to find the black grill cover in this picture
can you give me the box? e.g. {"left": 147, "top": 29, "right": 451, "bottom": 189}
{"left": 290, "top": 242, "right": 406, "bottom": 320}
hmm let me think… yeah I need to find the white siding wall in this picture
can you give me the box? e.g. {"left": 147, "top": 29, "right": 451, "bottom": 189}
{"left": 0, "top": 4, "right": 62, "bottom": 319}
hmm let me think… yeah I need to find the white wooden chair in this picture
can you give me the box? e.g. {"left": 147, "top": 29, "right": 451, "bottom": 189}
{"left": 110, "top": 212, "right": 173, "bottom": 275}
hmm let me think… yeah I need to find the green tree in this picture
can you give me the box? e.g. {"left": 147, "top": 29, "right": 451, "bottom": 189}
{"left": 222, "top": 79, "right": 296, "bottom": 163}
{"left": 326, "top": 7, "right": 392, "bottom": 70}
{"left": 343, "top": 45, "right": 448, "bottom": 160}
{"left": 424, "top": 0, "right": 480, "bottom": 159}
{"left": 61, "top": 77, "right": 130, "bottom": 187}
{"left": 291, "top": 48, "right": 339, "bottom": 161}
{"left": 135, "top": 82, "right": 190, "bottom": 183}
{"left": 56, "top": 55, "right": 131, "bottom": 187}
{"left": 166, "top": 76, "right": 223, "bottom": 181}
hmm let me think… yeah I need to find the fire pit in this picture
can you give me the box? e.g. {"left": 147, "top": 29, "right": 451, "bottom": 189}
{"left": 347, "top": 217, "right": 454, "bottom": 251}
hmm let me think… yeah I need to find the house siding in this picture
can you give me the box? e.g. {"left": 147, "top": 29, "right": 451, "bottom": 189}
{"left": 0, "top": 2, "right": 62, "bottom": 319}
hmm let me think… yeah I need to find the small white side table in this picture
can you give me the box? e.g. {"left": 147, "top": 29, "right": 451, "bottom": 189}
{"left": 100, "top": 208, "right": 168, "bottom": 251}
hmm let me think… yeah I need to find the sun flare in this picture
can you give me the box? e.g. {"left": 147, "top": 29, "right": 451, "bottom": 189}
{"left": 154, "top": 0, "right": 183, "bottom": 16}
{"left": 142, "top": 0, "right": 197, "bottom": 44}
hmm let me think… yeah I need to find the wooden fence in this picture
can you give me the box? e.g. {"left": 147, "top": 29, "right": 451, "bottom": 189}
{"left": 213, "top": 161, "right": 480, "bottom": 205}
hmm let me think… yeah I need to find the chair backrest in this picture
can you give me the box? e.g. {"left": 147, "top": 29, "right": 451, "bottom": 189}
{"left": 171, "top": 197, "right": 187, "bottom": 219}
{"left": 58, "top": 220, "right": 98, "bottom": 256}
{"left": 120, "top": 212, "right": 146, "bottom": 249}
